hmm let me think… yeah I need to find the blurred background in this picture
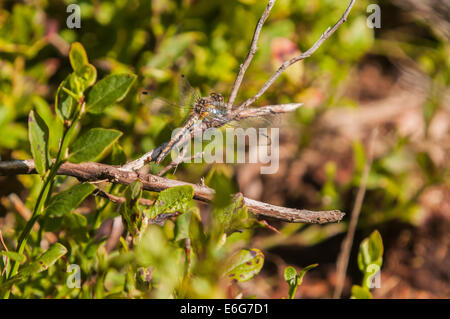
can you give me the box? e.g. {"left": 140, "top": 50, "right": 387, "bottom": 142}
{"left": 0, "top": 0, "right": 449, "bottom": 298}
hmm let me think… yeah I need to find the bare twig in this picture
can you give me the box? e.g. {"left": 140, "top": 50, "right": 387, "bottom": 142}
{"left": 0, "top": 160, "right": 345, "bottom": 224}
{"left": 333, "top": 129, "right": 378, "bottom": 299}
{"left": 238, "top": 0, "right": 356, "bottom": 109}
{"left": 93, "top": 188, "right": 155, "bottom": 206}
{"left": 227, "top": 0, "right": 276, "bottom": 110}
{"left": 121, "top": 143, "right": 167, "bottom": 172}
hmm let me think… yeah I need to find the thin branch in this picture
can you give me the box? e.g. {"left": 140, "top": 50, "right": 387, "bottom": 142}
{"left": 93, "top": 188, "right": 155, "bottom": 206}
{"left": 0, "top": 159, "right": 345, "bottom": 224}
{"left": 227, "top": 0, "right": 276, "bottom": 110}
{"left": 238, "top": 0, "right": 356, "bottom": 109}
{"left": 333, "top": 128, "right": 378, "bottom": 299}
{"left": 121, "top": 143, "right": 167, "bottom": 172}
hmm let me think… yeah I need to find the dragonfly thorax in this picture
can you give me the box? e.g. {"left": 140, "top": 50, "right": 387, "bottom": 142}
{"left": 193, "top": 92, "right": 225, "bottom": 117}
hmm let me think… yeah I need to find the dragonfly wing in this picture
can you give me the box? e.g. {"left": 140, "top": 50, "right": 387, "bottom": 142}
{"left": 139, "top": 89, "right": 192, "bottom": 117}
{"left": 178, "top": 74, "right": 201, "bottom": 107}
{"left": 226, "top": 113, "right": 280, "bottom": 129}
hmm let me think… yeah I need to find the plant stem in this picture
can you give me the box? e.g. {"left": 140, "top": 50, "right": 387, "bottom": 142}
{"left": 3, "top": 109, "right": 82, "bottom": 298}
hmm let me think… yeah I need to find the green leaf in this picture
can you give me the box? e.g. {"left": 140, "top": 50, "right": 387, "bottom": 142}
{"left": 357, "top": 230, "right": 384, "bottom": 273}
{"left": 45, "top": 183, "right": 96, "bottom": 217}
{"left": 351, "top": 285, "right": 372, "bottom": 299}
{"left": 225, "top": 248, "right": 264, "bottom": 282}
{"left": 68, "top": 128, "right": 122, "bottom": 163}
{"left": 212, "top": 193, "right": 251, "bottom": 234}
{"left": 69, "top": 42, "right": 89, "bottom": 73}
{"left": 1, "top": 243, "right": 68, "bottom": 292}
{"left": 55, "top": 74, "right": 79, "bottom": 121}
{"left": 147, "top": 185, "right": 194, "bottom": 219}
{"left": 297, "top": 263, "right": 318, "bottom": 286}
{"left": 0, "top": 251, "right": 26, "bottom": 263}
{"left": 284, "top": 264, "right": 318, "bottom": 299}
{"left": 18, "top": 243, "right": 67, "bottom": 278}
{"left": 28, "top": 110, "right": 49, "bottom": 176}
{"left": 284, "top": 266, "right": 297, "bottom": 283}
{"left": 120, "top": 180, "right": 143, "bottom": 237}
{"left": 69, "top": 42, "right": 97, "bottom": 87}
{"left": 86, "top": 74, "right": 136, "bottom": 114}
{"left": 174, "top": 210, "right": 192, "bottom": 241}
{"left": 206, "top": 167, "right": 236, "bottom": 208}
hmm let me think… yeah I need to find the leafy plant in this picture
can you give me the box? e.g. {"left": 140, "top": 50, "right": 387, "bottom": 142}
{"left": 284, "top": 264, "right": 318, "bottom": 299}
{"left": 351, "top": 230, "right": 384, "bottom": 299}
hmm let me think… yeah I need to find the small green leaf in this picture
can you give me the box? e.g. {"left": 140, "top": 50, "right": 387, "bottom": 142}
{"left": 18, "top": 243, "right": 67, "bottom": 278}
{"left": 212, "top": 193, "right": 250, "bottom": 234}
{"left": 0, "top": 251, "right": 26, "bottom": 263}
{"left": 55, "top": 74, "right": 79, "bottom": 121}
{"left": 297, "top": 263, "right": 318, "bottom": 287}
{"left": 284, "top": 266, "right": 297, "bottom": 283}
{"left": 174, "top": 210, "right": 192, "bottom": 241}
{"left": 69, "top": 42, "right": 97, "bottom": 87}
{"left": 68, "top": 128, "right": 122, "bottom": 163}
{"left": 28, "top": 110, "right": 49, "bottom": 176}
{"left": 121, "top": 180, "right": 143, "bottom": 237}
{"left": 45, "top": 183, "right": 96, "bottom": 217}
{"left": 357, "top": 230, "right": 384, "bottom": 273}
{"left": 351, "top": 285, "right": 372, "bottom": 299}
{"left": 225, "top": 248, "right": 264, "bottom": 282}
{"left": 1, "top": 243, "right": 68, "bottom": 292}
{"left": 86, "top": 74, "right": 136, "bottom": 114}
{"left": 284, "top": 264, "right": 318, "bottom": 299}
{"left": 206, "top": 168, "right": 236, "bottom": 208}
{"left": 69, "top": 42, "right": 89, "bottom": 72}
{"left": 147, "top": 185, "right": 194, "bottom": 219}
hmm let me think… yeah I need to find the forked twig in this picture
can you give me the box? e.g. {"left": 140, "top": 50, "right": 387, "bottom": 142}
{"left": 227, "top": 0, "right": 276, "bottom": 110}
{"left": 238, "top": 0, "right": 356, "bottom": 110}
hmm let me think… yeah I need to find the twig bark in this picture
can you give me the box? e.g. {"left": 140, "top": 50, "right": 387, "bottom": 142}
{"left": 333, "top": 129, "right": 378, "bottom": 299}
{"left": 238, "top": 0, "right": 356, "bottom": 110}
{"left": 0, "top": 159, "right": 345, "bottom": 224}
{"left": 227, "top": 0, "right": 276, "bottom": 110}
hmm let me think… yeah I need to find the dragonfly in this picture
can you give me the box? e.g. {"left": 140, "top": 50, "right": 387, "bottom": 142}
{"left": 139, "top": 75, "right": 276, "bottom": 165}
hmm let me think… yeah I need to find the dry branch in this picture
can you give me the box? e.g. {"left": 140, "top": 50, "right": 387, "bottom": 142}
{"left": 0, "top": 159, "right": 344, "bottom": 224}
{"left": 227, "top": 0, "right": 276, "bottom": 109}
{"left": 238, "top": 0, "right": 356, "bottom": 109}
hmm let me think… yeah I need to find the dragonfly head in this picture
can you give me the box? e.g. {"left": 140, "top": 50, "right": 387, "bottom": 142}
{"left": 209, "top": 92, "right": 224, "bottom": 104}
